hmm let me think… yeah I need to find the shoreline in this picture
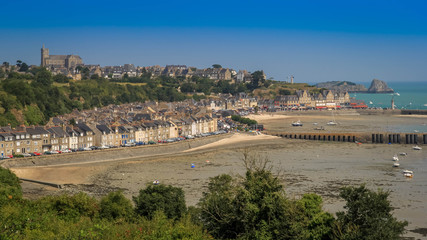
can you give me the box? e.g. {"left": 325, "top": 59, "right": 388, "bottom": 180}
{"left": 6, "top": 112, "right": 427, "bottom": 239}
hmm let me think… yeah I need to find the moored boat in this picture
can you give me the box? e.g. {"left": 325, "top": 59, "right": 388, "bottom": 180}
{"left": 327, "top": 121, "right": 337, "bottom": 126}
{"left": 392, "top": 154, "right": 399, "bottom": 161}
{"left": 393, "top": 162, "right": 400, "bottom": 167}
{"left": 413, "top": 146, "right": 422, "bottom": 150}
{"left": 402, "top": 170, "right": 414, "bottom": 178}
{"left": 292, "top": 120, "right": 303, "bottom": 127}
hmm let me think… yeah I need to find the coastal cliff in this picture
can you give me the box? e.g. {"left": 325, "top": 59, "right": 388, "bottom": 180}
{"left": 367, "top": 79, "right": 394, "bottom": 93}
{"left": 316, "top": 79, "right": 394, "bottom": 93}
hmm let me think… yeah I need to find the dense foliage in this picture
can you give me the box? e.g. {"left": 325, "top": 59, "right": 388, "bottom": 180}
{"left": 0, "top": 67, "right": 268, "bottom": 127}
{"left": 231, "top": 115, "right": 258, "bottom": 125}
{"left": 133, "top": 184, "right": 186, "bottom": 220}
{"left": 0, "top": 157, "right": 408, "bottom": 239}
{"left": 333, "top": 185, "right": 408, "bottom": 240}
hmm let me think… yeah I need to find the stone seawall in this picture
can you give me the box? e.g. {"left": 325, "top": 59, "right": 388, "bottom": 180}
{"left": 2, "top": 134, "right": 231, "bottom": 168}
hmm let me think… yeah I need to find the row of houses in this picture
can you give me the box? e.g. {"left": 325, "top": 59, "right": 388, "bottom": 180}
{"left": 0, "top": 116, "right": 217, "bottom": 158}
{"left": 264, "top": 90, "right": 352, "bottom": 110}
{"left": 207, "top": 90, "right": 352, "bottom": 111}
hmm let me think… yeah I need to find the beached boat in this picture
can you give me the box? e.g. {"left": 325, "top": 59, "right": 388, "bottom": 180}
{"left": 413, "top": 146, "right": 422, "bottom": 150}
{"left": 399, "top": 152, "right": 407, "bottom": 156}
{"left": 327, "top": 121, "right": 337, "bottom": 126}
{"left": 392, "top": 154, "right": 399, "bottom": 161}
{"left": 292, "top": 120, "right": 303, "bottom": 127}
{"left": 402, "top": 170, "right": 414, "bottom": 178}
{"left": 393, "top": 162, "right": 400, "bottom": 167}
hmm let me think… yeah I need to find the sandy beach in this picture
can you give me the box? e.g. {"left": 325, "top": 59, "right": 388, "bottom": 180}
{"left": 5, "top": 112, "right": 427, "bottom": 239}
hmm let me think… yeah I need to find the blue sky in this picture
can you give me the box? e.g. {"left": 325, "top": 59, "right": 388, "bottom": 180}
{"left": 1, "top": 0, "right": 427, "bottom": 83}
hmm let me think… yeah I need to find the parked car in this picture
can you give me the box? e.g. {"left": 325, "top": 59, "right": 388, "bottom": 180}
{"left": 62, "top": 149, "right": 72, "bottom": 153}
{"left": 31, "top": 152, "right": 41, "bottom": 156}
{"left": 83, "top": 147, "right": 92, "bottom": 151}
{"left": 148, "top": 140, "right": 156, "bottom": 145}
{"left": 21, "top": 153, "right": 32, "bottom": 157}
{"left": 98, "top": 145, "right": 109, "bottom": 149}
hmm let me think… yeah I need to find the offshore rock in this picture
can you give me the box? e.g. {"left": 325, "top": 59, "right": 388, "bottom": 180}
{"left": 367, "top": 79, "right": 394, "bottom": 93}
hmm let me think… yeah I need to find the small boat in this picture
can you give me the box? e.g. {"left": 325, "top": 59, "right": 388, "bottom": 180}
{"left": 399, "top": 152, "right": 407, "bottom": 156}
{"left": 314, "top": 126, "right": 325, "bottom": 130}
{"left": 395, "top": 93, "right": 400, "bottom": 96}
{"left": 153, "top": 180, "right": 160, "bottom": 185}
{"left": 392, "top": 155, "right": 399, "bottom": 161}
{"left": 413, "top": 146, "right": 422, "bottom": 150}
{"left": 393, "top": 162, "right": 400, "bottom": 167}
{"left": 292, "top": 120, "right": 303, "bottom": 127}
{"left": 402, "top": 170, "right": 414, "bottom": 178}
{"left": 369, "top": 101, "right": 373, "bottom": 104}
{"left": 327, "top": 121, "right": 337, "bottom": 126}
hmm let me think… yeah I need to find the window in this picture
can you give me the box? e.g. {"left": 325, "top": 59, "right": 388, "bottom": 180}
{"left": 27, "top": 141, "right": 30, "bottom": 145}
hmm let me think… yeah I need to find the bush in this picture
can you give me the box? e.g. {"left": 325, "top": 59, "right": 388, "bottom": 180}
{"left": 100, "top": 191, "right": 134, "bottom": 221}
{"left": 0, "top": 166, "right": 22, "bottom": 206}
{"left": 133, "top": 184, "right": 186, "bottom": 220}
{"left": 39, "top": 192, "right": 100, "bottom": 222}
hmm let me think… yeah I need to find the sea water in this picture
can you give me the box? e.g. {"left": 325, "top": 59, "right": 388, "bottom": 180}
{"left": 349, "top": 81, "right": 427, "bottom": 110}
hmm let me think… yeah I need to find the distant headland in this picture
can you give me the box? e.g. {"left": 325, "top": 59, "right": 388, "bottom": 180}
{"left": 316, "top": 79, "right": 394, "bottom": 93}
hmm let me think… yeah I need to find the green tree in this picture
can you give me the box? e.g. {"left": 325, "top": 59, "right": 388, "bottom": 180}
{"left": 19, "top": 62, "right": 29, "bottom": 72}
{"left": 23, "top": 105, "right": 45, "bottom": 125}
{"left": 198, "top": 174, "right": 239, "bottom": 239}
{"left": 53, "top": 74, "right": 69, "bottom": 83}
{"left": 100, "top": 191, "right": 134, "bottom": 221}
{"left": 40, "top": 192, "right": 100, "bottom": 222}
{"left": 2, "top": 61, "right": 9, "bottom": 67}
{"left": 333, "top": 185, "right": 407, "bottom": 240}
{"left": 0, "top": 166, "right": 22, "bottom": 207}
{"left": 34, "top": 68, "right": 53, "bottom": 86}
{"left": 133, "top": 184, "right": 186, "bottom": 220}
{"left": 250, "top": 70, "right": 265, "bottom": 89}
{"left": 212, "top": 64, "right": 222, "bottom": 69}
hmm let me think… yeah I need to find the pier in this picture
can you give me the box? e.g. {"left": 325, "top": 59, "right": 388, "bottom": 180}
{"left": 266, "top": 131, "right": 427, "bottom": 145}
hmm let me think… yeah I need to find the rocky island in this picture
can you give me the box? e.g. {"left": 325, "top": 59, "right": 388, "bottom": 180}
{"left": 367, "top": 79, "right": 394, "bottom": 93}
{"left": 316, "top": 79, "right": 394, "bottom": 93}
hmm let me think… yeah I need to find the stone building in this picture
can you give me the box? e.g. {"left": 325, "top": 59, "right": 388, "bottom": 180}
{"left": 41, "top": 45, "right": 83, "bottom": 69}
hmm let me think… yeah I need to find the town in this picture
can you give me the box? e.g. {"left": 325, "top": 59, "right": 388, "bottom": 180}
{"left": 0, "top": 46, "right": 366, "bottom": 158}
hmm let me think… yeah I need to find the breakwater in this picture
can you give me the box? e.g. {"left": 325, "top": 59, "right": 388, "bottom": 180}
{"left": 267, "top": 131, "right": 427, "bottom": 145}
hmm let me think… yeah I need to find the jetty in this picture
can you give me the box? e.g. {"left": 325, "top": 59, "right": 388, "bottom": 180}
{"left": 266, "top": 131, "right": 427, "bottom": 145}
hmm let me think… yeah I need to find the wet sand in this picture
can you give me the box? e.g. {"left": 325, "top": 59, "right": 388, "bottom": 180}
{"left": 6, "top": 112, "right": 427, "bottom": 239}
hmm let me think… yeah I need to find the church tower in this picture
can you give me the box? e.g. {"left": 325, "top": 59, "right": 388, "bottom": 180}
{"left": 41, "top": 44, "right": 49, "bottom": 67}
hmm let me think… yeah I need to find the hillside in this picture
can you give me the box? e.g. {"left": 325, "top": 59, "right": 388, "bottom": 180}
{"left": 315, "top": 81, "right": 367, "bottom": 92}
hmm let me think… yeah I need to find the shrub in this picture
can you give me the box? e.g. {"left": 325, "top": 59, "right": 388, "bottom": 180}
{"left": 133, "top": 184, "right": 186, "bottom": 220}
{"left": 0, "top": 166, "right": 22, "bottom": 206}
{"left": 100, "top": 191, "right": 134, "bottom": 221}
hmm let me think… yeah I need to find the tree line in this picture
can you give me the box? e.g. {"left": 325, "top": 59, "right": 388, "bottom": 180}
{"left": 0, "top": 154, "right": 407, "bottom": 239}
{"left": 0, "top": 66, "right": 270, "bottom": 127}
